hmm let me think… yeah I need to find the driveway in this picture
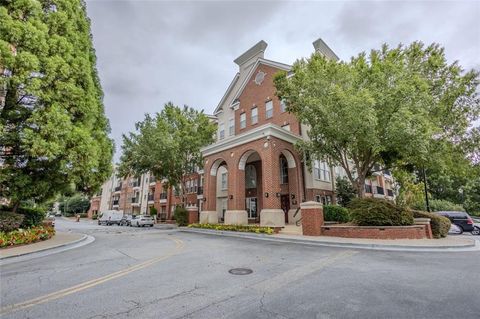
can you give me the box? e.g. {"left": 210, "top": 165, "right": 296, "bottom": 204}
{"left": 1, "top": 218, "right": 479, "bottom": 319}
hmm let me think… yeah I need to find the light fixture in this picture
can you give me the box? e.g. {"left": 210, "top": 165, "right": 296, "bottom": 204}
{"left": 265, "top": 192, "right": 269, "bottom": 198}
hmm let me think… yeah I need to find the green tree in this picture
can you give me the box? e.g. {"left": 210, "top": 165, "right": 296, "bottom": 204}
{"left": 59, "top": 193, "right": 90, "bottom": 216}
{"left": 274, "top": 42, "right": 479, "bottom": 197}
{"left": 335, "top": 177, "right": 356, "bottom": 207}
{"left": 464, "top": 178, "right": 480, "bottom": 215}
{"left": 118, "top": 103, "right": 216, "bottom": 205}
{"left": 0, "top": 0, "right": 113, "bottom": 212}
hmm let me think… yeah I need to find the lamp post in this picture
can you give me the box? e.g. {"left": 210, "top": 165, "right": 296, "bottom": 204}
{"left": 422, "top": 167, "right": 430, "bottom": 212}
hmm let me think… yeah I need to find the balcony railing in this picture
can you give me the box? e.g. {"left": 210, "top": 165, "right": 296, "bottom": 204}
{"left": 376, "top": 186, "right": 385, "bottom": 195}
{"left": 131, "top": 197, "right": 139, "bottom": 203}
{"left": 114, "top": 185, "right": 121, "bottom": 192}
{"left": 148, "top": 194, "right": 154, "bottom": 201}
{"left": 197, "top": 186, "right": 203, "bottom": 195}
{"left": 387, "top": 189, "right": 394, "bottom": 197}
{"left": 160, "top": 193, "right": 167, "bottom": 200}
{"left": 131, "top": 180, "right": 140, "bottom": 188}
{"left": 112, "top": 200, "right": 119, "bottom": 206}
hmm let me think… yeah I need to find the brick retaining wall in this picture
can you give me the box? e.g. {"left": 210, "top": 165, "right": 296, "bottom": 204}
{"left": 321, "top": 225, "right": 429, "bottom": 239}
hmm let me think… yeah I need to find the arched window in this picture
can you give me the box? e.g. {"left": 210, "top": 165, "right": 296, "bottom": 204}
{"left": 246, "top": 164, "right": 257, "bottom": 188}
{"left": 280, "top": 156, "right": 289, "bottom": 184}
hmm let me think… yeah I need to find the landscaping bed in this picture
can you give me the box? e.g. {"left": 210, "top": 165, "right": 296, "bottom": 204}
{"left": 188, "top": 223, "right": 275, "bottom": 234}
{"left": 0, "top": 226, "right": 56, "bottom": 248}
{"left": 321, "top": 224, "right": 430, "bottom": 239}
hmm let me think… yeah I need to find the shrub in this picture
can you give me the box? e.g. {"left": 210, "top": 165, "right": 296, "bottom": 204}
{"left": 429, "top": 199, "right": 464, "bottom": 212}
{"left": 79, "top": 213, "right": 88, "bottom": 218}
{"left": 349, "top": 198, "right": 414, "bottom": 226}
{"left": 0, "top": 212, "right": 25, "bottom": 232}
{"left": 323, "top": 205, "right": 350, "bottom": 223}
{"left": 412, "top": 210, "right": 451, "bottom": 238}
{"left": 150, "top": 207, "right": 158, "bottom": 216}
{"left": 17, "top": 207, "right": 46, "bottom": 228}
{"left": 0, "top": 226, "right": 55, "bottom": 248}
{"left": 188, "top": 223, "right": 274, "bottom": 234}
{"left": 174, "top": 207, "right": 188, "bottom": 226}
{"left": 92, "top": 214, "right": 98, "bottom": 220}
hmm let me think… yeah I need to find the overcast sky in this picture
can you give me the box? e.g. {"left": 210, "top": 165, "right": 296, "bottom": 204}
{"left": 84, "top": 0, "right": 480, "bottom": 161}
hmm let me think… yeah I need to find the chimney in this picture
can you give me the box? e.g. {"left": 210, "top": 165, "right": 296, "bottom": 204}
{"left": 234, "top": 40, "right": 268, "bottom": 67}
{"left": 312, "top": 38, "right": 339, "bottom": 61}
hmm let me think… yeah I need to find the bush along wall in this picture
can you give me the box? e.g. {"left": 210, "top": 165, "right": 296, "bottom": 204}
{"left": 349, "top": 198, "right": 414, "bottom": 226}
{"left": 412, "top": 210, "right": 451, "bottom": 238}
{"left": 188, "top": 224, "right": 274, "bottom": 234}
{"left": 323, "top": 205, "right": 350, "bottom": 223}
{"left": 174, "top": 207, "right": 188, "bottom": 226}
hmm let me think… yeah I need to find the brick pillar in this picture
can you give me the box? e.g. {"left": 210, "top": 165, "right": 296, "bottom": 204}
{"left": 232, "top": 165, "right": 246, "bottom": 210}
{"left": 204, "top": 163, "right": 217, "bottom": 211}
{"left": 187, "top": 206, "right": 199, "bottom": 225}
{"left": 300, "top": 201, "right": 324, "bottom": 236}
{"left": 261, "top": 147, "right": 281, "bottom": 209}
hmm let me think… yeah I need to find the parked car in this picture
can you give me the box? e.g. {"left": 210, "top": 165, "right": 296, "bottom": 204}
{"left": 119, "top": 215, "right": 133, "bottom": 226}
{"left": 130, "top": 215, "right": 154, "bottom": 227}
{"left": 98, "top": 210, "right": 123, "bottom": 226}
{"left": 435, "top": 211, "right": 475, "bottom": 234}
{"left": 55, "top": 212, "right": 62, "bottom": 217}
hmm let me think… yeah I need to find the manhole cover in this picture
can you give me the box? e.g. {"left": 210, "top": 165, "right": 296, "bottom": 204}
{"left": 228, "top": 268, "right": 253, "bottom": 275}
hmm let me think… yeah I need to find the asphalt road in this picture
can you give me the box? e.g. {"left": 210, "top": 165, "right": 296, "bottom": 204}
{"left": 1, "top": 218, "right": 479, "bottom": 319}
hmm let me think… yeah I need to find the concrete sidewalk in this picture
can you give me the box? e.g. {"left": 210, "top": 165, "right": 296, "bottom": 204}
{"left": 0, "top": 232, "right": 87, "bottom": 259}
{"left": 180, "top": 228, "right": 479, "bottom": 252}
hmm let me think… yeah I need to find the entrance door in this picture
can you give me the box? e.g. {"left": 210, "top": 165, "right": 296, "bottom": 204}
{"left": 280, "top": 195, "right": 290, "bottom": 223}
{"left": 246, "top": 197, "right": 257, "bottom": 219}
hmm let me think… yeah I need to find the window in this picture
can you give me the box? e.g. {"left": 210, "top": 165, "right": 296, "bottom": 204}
{"left": 240, "top": 113, "right": 246, "bottom": 129}
{"left": 251, "top": 107, "right": 258, "bottom": 125}
{"left": 280, "top": 157, "right": 289, "bottom": 184}
{"left": 219, "top": 123, "right": 225, "bottom": 140}
{"left": 335, "top": 166, "right": 346, "bottom": 179}
{"left": 265, "top": 100, "right": 273, "bottom": 119}
{"left": 245, "top": 164, "right": 257, "bottom": 188}
{"left": 314, "top": 160, "right": 331, "bottom": 182}
{"left": 281, "top": 124, "right": 290, "bottom": 131}
{"left": 221, "top": 172, "right": 228, "bottom": 190}
{"left": 280, "top": 99, "right": 287, "bottom": 112}
{"left": 229, "top": 118, "right": 235, "bottom": 136}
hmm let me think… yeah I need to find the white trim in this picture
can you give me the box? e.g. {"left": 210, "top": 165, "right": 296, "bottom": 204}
{"left": 201, "top": 123, "right": 301, "bottom": 157}
{"left": 214, "top": 73, "right": 240, "bottom": 115}
{"left": 238, "top": 150, "right": 257, "bottom": 170}
{"left": 230, "top": 58, "right": 291, "bottom": 104}
{"left": 281, "top": 150, "right": 296, "bottom": 168}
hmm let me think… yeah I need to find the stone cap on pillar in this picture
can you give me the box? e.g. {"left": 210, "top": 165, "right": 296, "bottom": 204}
{"left": 187, "top": 206, "right": 199, "bottom": 212}
{"left": 300, "top": 201, "right": 323, "bottom": 209}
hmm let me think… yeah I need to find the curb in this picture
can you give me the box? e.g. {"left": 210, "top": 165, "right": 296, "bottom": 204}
{"left": 179, "top": 228, "right": 479, "bottom": 252}
{"left": 0, "top": 233, "right": 92, "bottom": 261}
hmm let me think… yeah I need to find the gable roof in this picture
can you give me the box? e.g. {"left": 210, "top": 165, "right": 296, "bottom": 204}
{"left": 213, "top": 73, "right": 240, "bottom": 115}
{"left": 230, "top": 58, "right": 291, "bottom": 104}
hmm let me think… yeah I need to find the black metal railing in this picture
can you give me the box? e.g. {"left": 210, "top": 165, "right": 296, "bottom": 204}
{"left": 376, "top": 186, "right": 385, "bottom": 195}
{"left": 197, "top": 186, "right": 203, "bottom": 195}
{"left": 112, "top": 200, "right": 119, "bottom": 205}
{"left": 148, "top": 194, "right": 154, "bottom": 201}
{"left": 131, "top": 197, "right": 139, "bottom": 203}
{"left": 160, "top": 193, "right": 167, "bottom": 200}
{"left": 114, "top": 185, "right": 121, "bottom": 192}
{"left": 387, "top": 189, "right": 394, "bottom": 197}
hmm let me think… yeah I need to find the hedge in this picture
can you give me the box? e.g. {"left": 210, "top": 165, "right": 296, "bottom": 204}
{"left": 349, "top": 198, "right": 414, "bottom": 226}
{"left": 0, "top": 226, "right": 55, "bottom": 248}
{"left": 0, "top": 212, "right": 25, "bottom": 232}
{"left": 323, "top": 205, "right": 350, "bottom": 223}
{"left": 188, "top": 223, "right": 274, "bottom": 234}
{"left": 174, "top": 207, "right": 188, "bottom": 226}
{"left": 412, "top": 210, "right": 451, "bottom": 238}
{"left": 0, "top": 206, "right": 46, "bottom": 228}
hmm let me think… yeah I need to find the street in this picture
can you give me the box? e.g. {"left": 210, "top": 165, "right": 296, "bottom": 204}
{"left": 1, "top": 218, "right": 479, "bottom": 319}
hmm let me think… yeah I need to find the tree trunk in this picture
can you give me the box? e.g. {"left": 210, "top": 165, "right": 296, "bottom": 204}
{"left": 12, "top": 201, "right": 20, "bottom": 213}
{"left": 356, "top": 175, "right": 366, "bottom": 198}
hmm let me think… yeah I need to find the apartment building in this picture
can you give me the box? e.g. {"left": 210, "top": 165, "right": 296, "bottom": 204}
{"left": 89, "top": 38, "right": 395, "bottom": 225}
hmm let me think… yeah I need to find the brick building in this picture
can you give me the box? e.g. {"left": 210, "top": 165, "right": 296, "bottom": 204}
{"left": 89, "top": 38, "right": 396, "bottom": 225}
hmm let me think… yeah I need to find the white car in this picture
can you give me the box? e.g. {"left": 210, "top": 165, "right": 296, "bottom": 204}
{"left": 130, "top": 215, "right": 154, "bottom": 227}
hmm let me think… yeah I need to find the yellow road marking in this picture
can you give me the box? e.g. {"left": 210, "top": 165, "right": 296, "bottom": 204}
{"left": 0, "top": 237, "right": 184, "bottom": 316}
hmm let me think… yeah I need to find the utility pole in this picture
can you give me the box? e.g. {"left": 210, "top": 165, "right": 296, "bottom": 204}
{"left": 422, "top": 167, "right": 430, "bottom": 212}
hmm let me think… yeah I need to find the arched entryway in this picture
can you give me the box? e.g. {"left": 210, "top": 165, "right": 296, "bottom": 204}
{"left": 238, "top": 150, "right": 263, "bottom": 223}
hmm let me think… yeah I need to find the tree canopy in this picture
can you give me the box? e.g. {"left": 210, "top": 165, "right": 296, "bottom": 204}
{"left": 0, "top": 0, "right": 113, "bottom": 211}
{"left": 274, "top": 42, "right": 479, "bottom": 197}
{"left": 118, "top": 103, "right": 216, "bottom": 204}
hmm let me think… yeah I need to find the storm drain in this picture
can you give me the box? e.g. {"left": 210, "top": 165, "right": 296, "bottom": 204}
{"left": 228, "top": 268, "right": 253, "bottom": 275}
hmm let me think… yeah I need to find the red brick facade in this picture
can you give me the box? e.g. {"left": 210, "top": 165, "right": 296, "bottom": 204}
{"left": 321, "top": 225, "right": 430, "bottom": 239}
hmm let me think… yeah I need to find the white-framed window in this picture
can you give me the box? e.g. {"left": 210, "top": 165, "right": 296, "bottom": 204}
{"left": 221, "top": 172, "right": 228, "bottom": 190}
{"left": 240, "top": 113, "right": 246, "bottom": 129}
{"left": 265, "top": 100, "right": 273, "bottom": 119}
{"left": 245, "top": 164, "right": 257, "bottom": 188}
{"left": 282, "top": 124, "right": 290, "bottom": 131}
{"left": 219, "top": 123, "right": 225, "bottom": 140}
{"left": 280, "top": 99, "right": 287, "bottom": 113}
{"left": 314, "top": 160, "right": 331, "bottom": 182}
{"left": 251, "top": 107, "right": 258, "bottom": 125}
{"left": 229, "top": 118, "right": 235, "bottom": 136}
{"left": 335, "top": 166, "right": 346, "bottom": 179}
